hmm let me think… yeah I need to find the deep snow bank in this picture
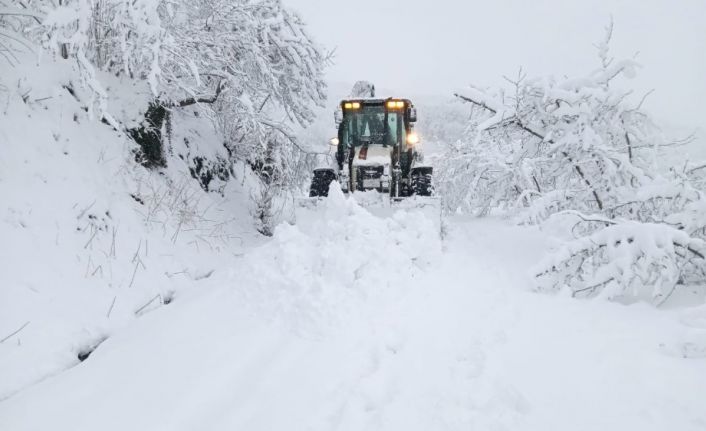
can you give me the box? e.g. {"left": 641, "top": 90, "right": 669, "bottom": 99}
{"left": 0, "top": 55, "right": 258, "bottom": 400}
{"left": 233, "top": 182, "right": 442, "bottom": 333}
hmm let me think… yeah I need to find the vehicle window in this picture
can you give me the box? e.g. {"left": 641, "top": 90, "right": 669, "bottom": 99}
{"left": 342, "top": 106, "right": 404, "bottom": 147}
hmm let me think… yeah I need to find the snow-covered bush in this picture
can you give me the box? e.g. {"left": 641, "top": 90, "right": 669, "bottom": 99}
{"left": 535, "top": 177, "right": 706, "bottom": 304}
{"left": 441, "top": 22, "right": 706, "bottom": 304}
{"left": 536, "top": 221, "right": 706, "bottom": 304}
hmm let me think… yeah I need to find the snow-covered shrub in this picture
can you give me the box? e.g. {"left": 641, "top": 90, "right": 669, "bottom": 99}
{"left": 237, "top": 119, "right": 323, "bottom": 235}
{"left": 536, "top": 221, "right": 706, "bottom": 304}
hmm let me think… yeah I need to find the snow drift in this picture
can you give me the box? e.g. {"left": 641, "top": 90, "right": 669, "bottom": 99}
{"left": 0, "top": 55, "right": 257, "bottom": 400}
{"left": 239, "top": 182, "right": 442, "bottom": 333}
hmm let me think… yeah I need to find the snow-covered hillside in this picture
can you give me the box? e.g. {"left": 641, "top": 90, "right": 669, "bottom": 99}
{"left": 2, "top": 186, "right": 705, "bottom": 430}
{"left": 0, "top": 56, "right": 262, "bottom": 401}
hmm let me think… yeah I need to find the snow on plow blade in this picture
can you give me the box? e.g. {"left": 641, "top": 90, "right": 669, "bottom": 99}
{"left": 294, "top": 191, "right": 443, "bottom": 236}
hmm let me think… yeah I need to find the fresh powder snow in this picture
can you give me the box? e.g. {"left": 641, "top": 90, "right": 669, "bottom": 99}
{"left": 1, "top": 1, "right": 706, "bottom": 430}
{"left": 2, "top": 183, "right": 706, "bottom": 430}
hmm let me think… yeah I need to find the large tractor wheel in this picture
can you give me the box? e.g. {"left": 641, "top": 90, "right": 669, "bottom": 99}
{"left": 309, "top": 168, "right": 337, "bottom": 197}
{"left": 411, "top": 166, "right": 433, "bottom": 197}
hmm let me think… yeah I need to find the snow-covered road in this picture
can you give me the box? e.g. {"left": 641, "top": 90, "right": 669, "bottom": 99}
{"left": 1, "top": 191, "right": 705, "bottom": 430}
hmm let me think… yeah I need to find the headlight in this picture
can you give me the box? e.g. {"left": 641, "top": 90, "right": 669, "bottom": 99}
{"left": 329, "top": 137, "right": 339, "bottom": 146}
{"left": 406, "top": 132, "right": 419, "bottom": 145}
{"left": 386, "top": 100, "right": 405, "bottom": 109}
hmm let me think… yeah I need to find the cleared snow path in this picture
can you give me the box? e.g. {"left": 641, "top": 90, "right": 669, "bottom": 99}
{"left": 1, "top": 188, "right": 706, "bottom": 430}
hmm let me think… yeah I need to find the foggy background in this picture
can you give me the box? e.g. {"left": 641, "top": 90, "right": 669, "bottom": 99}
{"left": 285, "top": 0, "right": 705, "bottom": 130}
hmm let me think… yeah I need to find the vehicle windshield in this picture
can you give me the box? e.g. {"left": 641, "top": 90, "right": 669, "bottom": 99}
{"left": 341, "top": 106, "right": 406, "bottom": 147}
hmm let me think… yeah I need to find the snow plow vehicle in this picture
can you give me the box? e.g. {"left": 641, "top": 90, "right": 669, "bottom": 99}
{"left": 308, "top": 95, "right": 433, "bottom": 199}
{"left": 297, "top": 83, "right": 440, "bottom": 233}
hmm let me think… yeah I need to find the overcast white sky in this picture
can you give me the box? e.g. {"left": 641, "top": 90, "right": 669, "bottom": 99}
{"left": 284, "top": 0, "right": 705, "bottom": 128}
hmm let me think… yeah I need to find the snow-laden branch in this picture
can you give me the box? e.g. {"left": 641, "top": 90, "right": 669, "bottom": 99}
{"left": 535, "top": 221, "right": 706, "bottom": 303}
{"left": 0, "top": 6, "right": 45, "bottom": 19}
{"left": 454, "top": 85, "right": 605, "bottom": 210}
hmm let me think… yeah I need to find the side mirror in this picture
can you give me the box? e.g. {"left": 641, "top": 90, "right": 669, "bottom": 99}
{"left": 407, "top": 107, "right": 417, "bottom": 122}
{"left": 334, "top": 109, "right": 342, "bottom": 126}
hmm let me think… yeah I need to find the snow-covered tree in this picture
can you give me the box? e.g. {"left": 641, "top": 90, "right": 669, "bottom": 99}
{"left": 446, "top": 22, "right": 655, "bottom": 219}
{"left": 2, "top": 0, "right": 327, "bottom": 231}
{"left": 3, "top": 0, "right": 325, "bottom": 142}
{"left": 441, "top": 22, "right": 706, "bottom": 304}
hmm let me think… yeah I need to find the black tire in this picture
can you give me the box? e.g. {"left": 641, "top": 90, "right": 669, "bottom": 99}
{"left": 309, "top": 168, "right": 337, "bottom": 197}
{"left": 411, "top": 166, "right": 433, "bottom": 197}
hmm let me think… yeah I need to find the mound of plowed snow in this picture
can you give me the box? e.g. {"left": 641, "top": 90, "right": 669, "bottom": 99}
{"left": 235, "top": 182, "right": 442, "bottom": 332}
